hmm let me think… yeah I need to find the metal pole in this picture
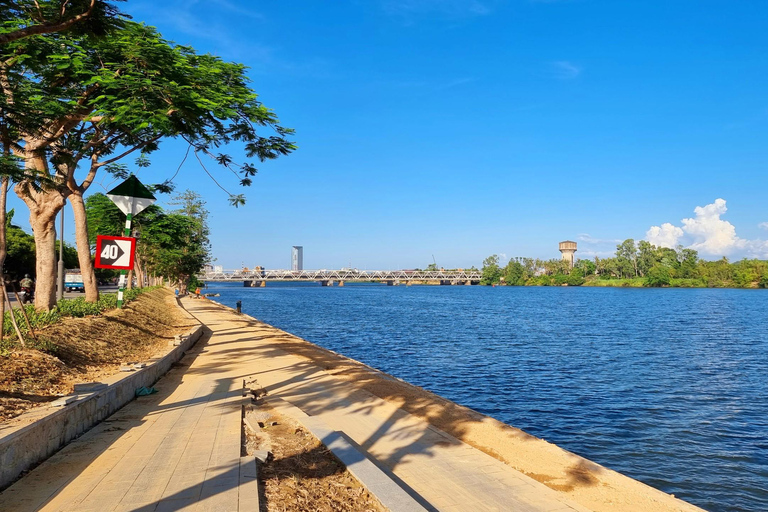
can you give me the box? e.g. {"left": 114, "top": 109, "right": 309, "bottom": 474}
{"left": 56, "top": 202, "right": 65, "bottom": 301}
{"left": 116, "top": 212, "right": 132, "bottom": 309}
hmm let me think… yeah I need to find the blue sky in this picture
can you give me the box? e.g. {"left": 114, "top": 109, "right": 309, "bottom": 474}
{"left": 13, "top": 0, "right": 768, "bottom": 269}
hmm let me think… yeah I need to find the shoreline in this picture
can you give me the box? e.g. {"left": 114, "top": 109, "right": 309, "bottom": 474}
{"left": 208, "top": 298, "right": 703, "bottom": 512}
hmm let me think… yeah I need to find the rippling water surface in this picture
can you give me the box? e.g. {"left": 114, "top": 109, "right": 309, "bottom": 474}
{"left": 207, "top": 282, "right": 768, "bottom": 511}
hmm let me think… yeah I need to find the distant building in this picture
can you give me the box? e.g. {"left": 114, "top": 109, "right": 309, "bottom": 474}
{"left": 559, "top": 240, "right": 577, "bottom": 269}
{"left": 291, "top": 246, "right": 303, "bottom": 271}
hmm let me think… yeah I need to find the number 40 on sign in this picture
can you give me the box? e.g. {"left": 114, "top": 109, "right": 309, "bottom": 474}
{"left": 95, "top": 236, "right": 136, "bottom": 270}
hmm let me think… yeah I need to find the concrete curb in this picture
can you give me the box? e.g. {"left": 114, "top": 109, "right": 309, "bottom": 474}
{"left": 0, "top": 302, "right": 204, "bottom": 491}
{"left": 268, "top": 397, "right": 429, "bottom": 512}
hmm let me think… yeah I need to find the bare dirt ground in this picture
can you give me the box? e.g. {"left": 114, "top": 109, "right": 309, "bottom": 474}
{"left": 244, "top": 399, "right": 384, "bottom": 512}
{"left": 0, "top": 289, "right": 195, "bottom": 423}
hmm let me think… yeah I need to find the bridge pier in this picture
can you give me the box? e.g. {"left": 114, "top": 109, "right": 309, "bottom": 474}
{"left": 338, "top": 281, "right": 344, "bottom": 287}
{"left": 320, "top": 280, "right": 334, "bottom": 287}
{"left": 243, "top": 280, "right": 266, "bottom": 287}
{"left": 386, "top": 280, "right": 401, "bottom": 286}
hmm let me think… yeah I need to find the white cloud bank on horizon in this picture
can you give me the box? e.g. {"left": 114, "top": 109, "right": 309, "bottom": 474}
{"left": 646, "top": 199, "right": 768, "bottom": 258}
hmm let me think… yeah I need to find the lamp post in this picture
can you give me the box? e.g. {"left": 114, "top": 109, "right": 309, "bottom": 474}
{"left": 57, "top": 201, "right": 65, "bottom": 301}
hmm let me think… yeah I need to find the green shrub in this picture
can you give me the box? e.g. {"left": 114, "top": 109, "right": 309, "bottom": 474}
{"left": 645, "top": 265, "right": 671, "bottom": 287}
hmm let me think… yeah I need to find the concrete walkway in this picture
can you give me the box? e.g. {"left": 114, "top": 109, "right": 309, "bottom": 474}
{"left": 0, "top": 298, "right": 590, "bottom": 512}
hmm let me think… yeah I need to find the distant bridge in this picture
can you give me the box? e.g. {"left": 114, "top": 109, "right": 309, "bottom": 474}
{"left": 199, "top": 269, "right": 482, "bottom": 286}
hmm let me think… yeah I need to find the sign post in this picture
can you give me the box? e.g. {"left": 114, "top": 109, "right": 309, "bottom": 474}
{"left": 104, "top": 176, "right": 156, "bottom": 308}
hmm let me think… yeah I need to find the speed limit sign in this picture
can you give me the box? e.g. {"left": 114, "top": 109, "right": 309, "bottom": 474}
{"left": 95, "top": 236, "right": 136, "bottom": 270}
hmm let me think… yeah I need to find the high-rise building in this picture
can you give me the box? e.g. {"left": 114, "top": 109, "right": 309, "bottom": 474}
{"left": 559, "top": 241, "right": 577, "bottom": 269}
{"left": 291, "top": 246, "right": 303, "bottom": 271}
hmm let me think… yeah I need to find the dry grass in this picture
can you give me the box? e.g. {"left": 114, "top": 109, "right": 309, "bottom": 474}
{"left": 244, "top": 401, "right": 384, "bottom": 512}
{"left": 0, "top": 289, "right": 195, "bottom": 423}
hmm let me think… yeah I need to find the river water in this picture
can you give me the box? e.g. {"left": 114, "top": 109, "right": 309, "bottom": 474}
{"left": 206, "top": 282, "right": 767, "bottom": 511}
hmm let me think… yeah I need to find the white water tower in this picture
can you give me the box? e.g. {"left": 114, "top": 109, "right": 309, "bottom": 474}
{"left": 559, "top": 241, "right": 577, "bottom": 269}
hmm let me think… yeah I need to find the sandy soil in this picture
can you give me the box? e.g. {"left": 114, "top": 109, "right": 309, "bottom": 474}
{"left": 244, "top": 399, "right": 384, "bottom": 512}
{"left": 0, "top": 289, "right": 196, "bottom": 423}
{"left": 218, "top": 302, "right": 703, "bottom": 512}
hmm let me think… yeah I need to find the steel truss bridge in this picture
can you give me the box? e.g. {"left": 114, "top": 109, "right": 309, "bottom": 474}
{"left": 199, "top": 269, "right": 482, "bottom": 286}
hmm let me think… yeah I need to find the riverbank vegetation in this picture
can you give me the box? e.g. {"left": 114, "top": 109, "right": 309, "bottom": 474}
{"left": 481, "top": 239, "right": 768, "bottom": 288}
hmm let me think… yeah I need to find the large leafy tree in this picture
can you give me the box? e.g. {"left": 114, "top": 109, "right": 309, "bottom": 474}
{"left": 481, "top": 254, "right": 502, "bottom": 285}
{"left": 5, "top": 20, "right": 295, "bottom": 308}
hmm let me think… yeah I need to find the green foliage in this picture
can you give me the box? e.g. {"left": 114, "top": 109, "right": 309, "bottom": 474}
{"left": 574, "top": 258, "right": 596, "bottom": 276}
{"left": 645, "top": 264, "right": 671, "bottom": 287}
{"left": 526, "top": 275, "right": 552, "bottom": 286}
{"left": 480, "top": 254, "right": 502, "bottom": 285}
{"left": 188, "top": 275, "right": 204, "bottom": 291}
{"left": 503, "top": 260, "right": 526, "bottom": 286}
{"left": 582, "top": 277, "right": 646, "bottom": 288}
{"left": 567, "top": 268, "right": 585, "bottom": 286}
{"left": 0, "top": 1, "right": 125, "bottom": 45}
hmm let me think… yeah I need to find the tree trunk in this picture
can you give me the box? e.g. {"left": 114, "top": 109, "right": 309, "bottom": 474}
{"left": 133, "top": 259, "right": 144, "bottom": 289}
{"left": 0, "top": 177, "right": 9, "bottom": 343}
{"left": 69, "top": 191, "right": 99, "bottom": 302}
{"left": 15, "top": 143, "right": 69, "bottom": 310}
{"left": 14, "top": 183, "right": 67, "bottom": 310}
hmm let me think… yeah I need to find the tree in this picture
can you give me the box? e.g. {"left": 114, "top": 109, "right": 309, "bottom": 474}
{"left": 85, "top": 191, "right": 208, "bottom": 289}
{"left": 645, "top": 264, "right": 671, "bottom": 287}
{"left": 637, "top": 240, "right": 656, "bottom": 277}
{"left": 6, "top": 21, "right": 295, "bottom": 308}
{"left": 574, "top": 258, "right": 596, "bottom": 277}
{"left": 84, "top": 192, "right": 125, "bottom": 246}
{"left": 567, "top": 268, "right": 585, "bottom": 286}
{"left": 140, "top": 213, "right": 208, "bottom": 291}
{"left": 481, "top": 254, "right": 502, "bottom": 285}
{"left": 676, "top": 246, "right": 699, "bottom": 278}
{"left": 503, "top": 259, "right": 526, "bottom": 285}
{"left": 1, "top": 0, "right": 125, "bottom": 320}
{"left": 0, "top": 0, "right": 124, "bottom": 45}
{"left": 616, "top": 239, "right": 638, "bottom": 278}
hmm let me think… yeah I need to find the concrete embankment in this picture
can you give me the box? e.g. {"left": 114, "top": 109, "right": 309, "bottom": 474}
{"left": 0, "top": 297, "right": 704, "bottom": 511}
{"left": 0, "top": 296, "right": 203, "bottom": 491}
{"left": 194, "top": 298, "right": 704, "bottom": 512}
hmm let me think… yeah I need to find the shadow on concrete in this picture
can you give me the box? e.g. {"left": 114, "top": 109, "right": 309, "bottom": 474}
{"left": 183, "top": 299, "right": 608, "bottom": 496}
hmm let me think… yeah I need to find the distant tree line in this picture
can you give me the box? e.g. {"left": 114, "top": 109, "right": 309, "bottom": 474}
{"left": 85, "top": 191, "right": 211, "bottom": 292}
{"left": 481, "top": 239, "right": 768, "bottom": 288}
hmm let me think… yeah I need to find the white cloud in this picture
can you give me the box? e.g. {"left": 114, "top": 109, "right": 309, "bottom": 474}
{"left": 759, "top": 222, "right": 768, "bottom": 230}
{"left": 578, "top": 233, "right": 621, "bottom": 245}
{"left": 680, "top": 199, "right": 742, "bottom": 254}
{"left": 551, "top": 61, "right": 582, "bottom": 80}
{"left": 646, "top": 199, "right": 768, "bottom": 258}
{"left": 646, "top": 223, "right": 684, "bottom": 248}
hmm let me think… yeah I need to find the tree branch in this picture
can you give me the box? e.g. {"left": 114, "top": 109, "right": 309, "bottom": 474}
{"left": 0, "top": 0, "right": 97, "bottom": 45}
{"left": 93, "top": 134, "right": 162, "bottom": 168}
